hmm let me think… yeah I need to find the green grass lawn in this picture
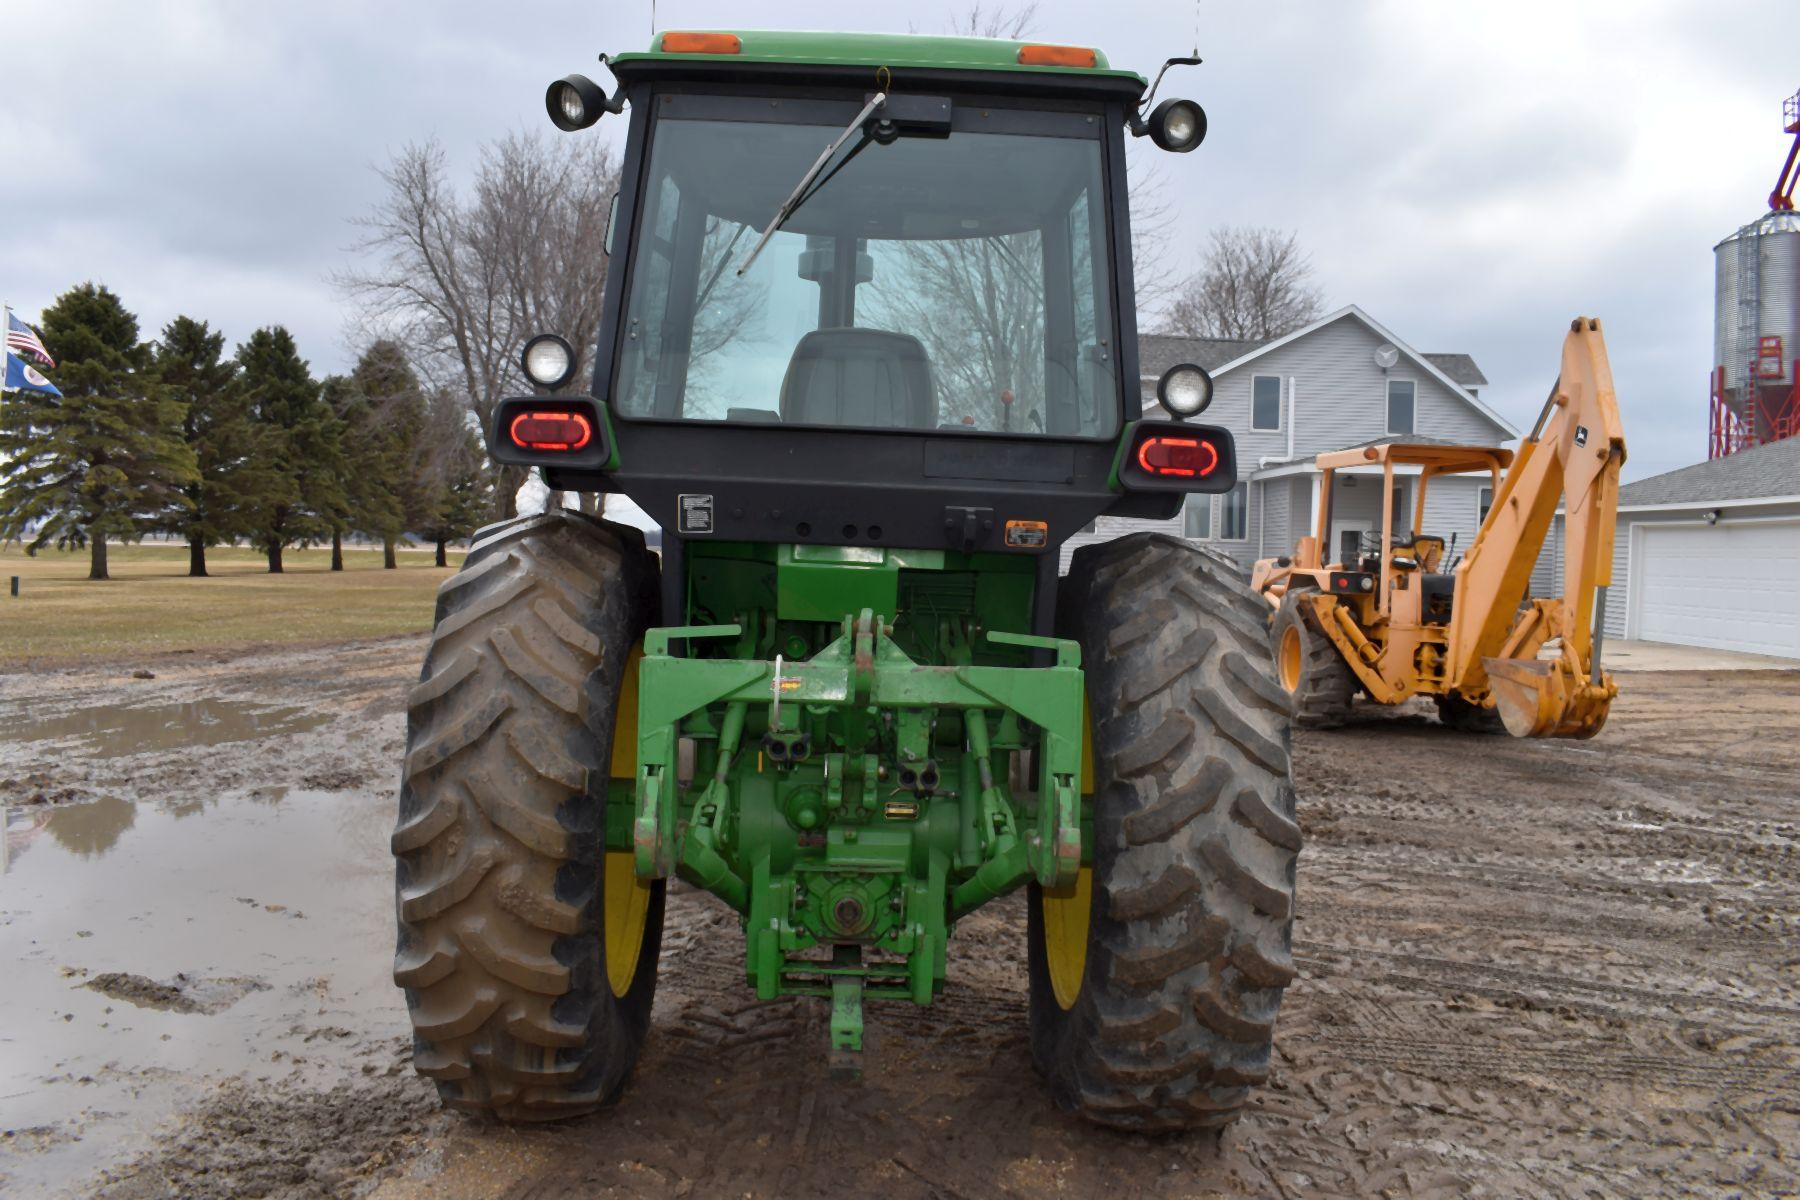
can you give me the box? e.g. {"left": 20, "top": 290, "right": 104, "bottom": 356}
{"left": 0, "top": 542, "right": 464, "bottom": 668}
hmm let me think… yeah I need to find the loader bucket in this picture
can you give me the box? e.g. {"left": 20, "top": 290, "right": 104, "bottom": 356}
{"left": 1481, "top": 656, "right": 1612, "bottom": 739}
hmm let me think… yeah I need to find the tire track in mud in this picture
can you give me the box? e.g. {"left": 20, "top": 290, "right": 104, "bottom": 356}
{"left": 8, "top": 653, "right": 1797, "bottom": 1199}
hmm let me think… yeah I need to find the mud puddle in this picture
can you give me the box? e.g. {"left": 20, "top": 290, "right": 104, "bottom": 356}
{"left": 0, "top": 697, "right": 328, "bottom": 759}
{"left": 0, "top": 786, "right": 415, "bottom": 1196}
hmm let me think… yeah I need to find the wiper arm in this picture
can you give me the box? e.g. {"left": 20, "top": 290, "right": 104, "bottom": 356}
{"left": 736, "top": 91, "right": 886, "bottom": 277}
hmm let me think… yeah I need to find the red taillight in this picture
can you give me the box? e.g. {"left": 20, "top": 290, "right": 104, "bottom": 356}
{"left": 1135, "top": 435, "right": 1219, "bottom": 478}
{"left": 1335, "top": 576, "right": 1350, "bottom": 590}
{"left": 509, "top": 410, "right": 593, "bottom": 452}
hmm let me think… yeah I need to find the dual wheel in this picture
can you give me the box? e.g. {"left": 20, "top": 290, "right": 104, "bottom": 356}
{"left": 395, "top": 523, "right": 1299, "bottom": 1130}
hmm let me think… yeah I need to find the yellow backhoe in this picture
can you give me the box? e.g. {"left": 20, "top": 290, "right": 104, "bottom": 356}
{"left": 1249, "top": 317, "right": 1627, "bottom": 738}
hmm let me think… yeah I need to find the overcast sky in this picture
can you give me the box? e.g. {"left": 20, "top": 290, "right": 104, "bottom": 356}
{"left": 1, "top": 0, "right": 1793, "bottom": 482}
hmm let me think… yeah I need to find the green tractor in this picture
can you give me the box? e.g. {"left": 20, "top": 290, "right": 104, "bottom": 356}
{"left": 392, "top": 29, "right": 1299, "bottom": 1131}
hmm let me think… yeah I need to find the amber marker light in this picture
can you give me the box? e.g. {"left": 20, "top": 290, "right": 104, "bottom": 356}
{"left": 1018, "top": 44, "right": 1097, "bottom": 68}
{"left": 661, "top": 32, "right": 742, "bottom": 54}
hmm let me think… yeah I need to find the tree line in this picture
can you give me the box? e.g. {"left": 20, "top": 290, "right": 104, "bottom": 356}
{"left": 0, "top": 282, "right": 490, "bottom": 581}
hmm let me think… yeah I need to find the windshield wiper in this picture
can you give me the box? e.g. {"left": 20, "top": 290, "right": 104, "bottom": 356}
{"left": 736, "top": 91, "right": 886, "bottom": 277}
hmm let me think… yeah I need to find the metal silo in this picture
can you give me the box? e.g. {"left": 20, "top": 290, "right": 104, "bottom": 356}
{"left": 1712, "top": 208, "right": 1800, "bottom": 453}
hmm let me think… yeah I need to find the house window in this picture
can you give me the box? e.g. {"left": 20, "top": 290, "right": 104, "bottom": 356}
{"left": 1390, "top": 483, "right": 1408, "bottom": 536}
{"left": 1251, "top": 375, "right": 1281, "bottom": 431}
{"left": 1387, "top": 379, "right": 1415, "bottom": 434}
{"left": 1478, "top": 486, "right": 1493, "bottom": 526}
{"left": 1220, "top": 483, "right": 1249, "bottom": 541}
{"left": 1183, "top": 494, "right": 1212, "bottom": 539}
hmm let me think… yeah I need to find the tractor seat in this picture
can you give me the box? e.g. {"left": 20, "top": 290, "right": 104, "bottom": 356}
{"left": 779, "top": 328, "right": 937, "bottom": 430}
{"left": 1392, "top": 533, "right": 1446, "bottom": 571}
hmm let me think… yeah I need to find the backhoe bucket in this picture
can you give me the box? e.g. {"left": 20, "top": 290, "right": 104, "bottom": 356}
{"left": 1481, "top": 657, "right": 1612, "bottom": 739}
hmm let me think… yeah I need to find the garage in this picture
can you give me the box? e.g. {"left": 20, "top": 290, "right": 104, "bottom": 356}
{"left": 1580, "top": 434, "right": 1800, "bottom": 661}
{"left": 1634, "top": 519, "right": 1800, "bottom": 657}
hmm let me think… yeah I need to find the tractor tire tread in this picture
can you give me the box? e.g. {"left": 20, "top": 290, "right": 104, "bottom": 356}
{"left": 1030, "top": 533, "right": 1299, "bottom": 1132}
{"left": 394, "top": 510, "right": 663, "bottom": 1121}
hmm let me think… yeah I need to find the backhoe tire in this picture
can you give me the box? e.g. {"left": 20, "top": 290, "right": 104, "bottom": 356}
{"left": 1269, "top": 589, "right": 1355, "bottom": 729}
{"left": 1028, "top": 533, "right": 1300, "bottom": 1131}
{"left": 1436, "top": 692, "right": 1507, "bottom": 734}
{"left": 393, "top": 509, "right": 663, "bottom": 1121}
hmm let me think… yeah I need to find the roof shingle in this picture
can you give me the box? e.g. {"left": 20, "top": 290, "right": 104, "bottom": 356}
{"left": 1422, "top": 353, "right": 1489, "bottom": 388}
{"left": 1619, "top": 436, "right": 1800, "bottom": 506}
{"left": 1137, "top": 333, "right": 1263, "bottom": 377}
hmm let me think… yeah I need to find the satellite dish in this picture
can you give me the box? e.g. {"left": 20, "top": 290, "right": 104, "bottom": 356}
{"left": 1374, "top": 345, "right": 1399, "bottom": 370}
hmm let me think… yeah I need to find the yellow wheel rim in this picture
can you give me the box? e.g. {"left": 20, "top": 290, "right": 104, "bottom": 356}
{"left": 1041, "top": 695, "right": 1096, "bottom": 1011}
{"left": 604, "top": 850, "right": 653, "bottom": 997}
{"left": 1041, "top": 866, "right": 1093, "bottom": 1010}
{"left": 605, "top": 642, "right": 652, "bottom": 998}
{"left": 1279, "top": 625, "right": 1303, "bottom": 693}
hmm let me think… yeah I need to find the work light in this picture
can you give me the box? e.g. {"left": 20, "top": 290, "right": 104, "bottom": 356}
{"left": 1147, "top": 98, "right": 1207, "bottom": 153}
{"left": 1157, "top": 362, "right": 1214, "bottom": 417}
{"left": 521, "top": 334, "right": 577, "bottom": 390}
{"left": 546, "top": 74, "right": 607, "bottom": 132}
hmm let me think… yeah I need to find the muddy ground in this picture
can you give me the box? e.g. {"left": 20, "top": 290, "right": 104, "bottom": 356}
{"left": 1, "top": 637, "right": 1794, "bottom": 1199}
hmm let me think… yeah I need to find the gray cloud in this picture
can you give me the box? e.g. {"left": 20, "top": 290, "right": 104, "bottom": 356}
{"left": 2, "top": 0, "right": 1790, "bottom": 481}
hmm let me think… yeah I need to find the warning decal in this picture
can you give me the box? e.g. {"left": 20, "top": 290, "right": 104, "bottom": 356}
{"left": 678, "top": 494, "right": 714, "bottom": 534}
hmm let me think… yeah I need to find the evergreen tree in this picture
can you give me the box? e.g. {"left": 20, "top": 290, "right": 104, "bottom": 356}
{"left": 0, "top": 283, "right": 195, "bottom": 580}
{"left": 417, "top": 386, "right": 494, "bottom": 566}
{"left": 153, "top": 316, "right": 272, "bottom": 576}
{"left": 237, "top": 327, "right": 346, "bottom": 573}
{"left": 348, "top": 341, "right": 435, "bottom": 569}
{"left": 320, "top": 374, "right": 391, "bottom": 571}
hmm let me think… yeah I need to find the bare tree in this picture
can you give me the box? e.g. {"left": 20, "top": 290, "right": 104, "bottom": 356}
{"left": 944, "top": 1, "right": 1038, "bottom": 38}
{"left": 1162, "top": 227, "right": 1324, "bottom": 341}
{"left": 338, "top": 134, "right": 619, "bottom": 517}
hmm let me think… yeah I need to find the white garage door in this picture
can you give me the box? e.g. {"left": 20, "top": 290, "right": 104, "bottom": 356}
{"left": 1635, "top": 519, "right": 1800, "bottom": 658}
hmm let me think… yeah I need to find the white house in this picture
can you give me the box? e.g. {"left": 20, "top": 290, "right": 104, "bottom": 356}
{"left": 1531, "top": 435, "right": 1800, "bottom": 659}
{"left": 1065, "top": 305, "right": 1518, "bottom": 573}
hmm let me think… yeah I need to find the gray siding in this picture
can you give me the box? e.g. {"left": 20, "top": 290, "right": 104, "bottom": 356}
{"left": 1258, "top": 478, "right": 1288, "bottom": 559}
{"left": 1074, "top": 311, "right": 1510, "bottom": 578}
{"left": 1417, "top": 474, "right": 1493, "bottom": 571}
{"left": 1529, "top": 516, "right": 1565, "bottom": 599}
{"left": 1162, "top": 313, "right": 1510, "bottom": 469}
{"left": 1528, "top": 513, "right": 1644, "bottom": 642}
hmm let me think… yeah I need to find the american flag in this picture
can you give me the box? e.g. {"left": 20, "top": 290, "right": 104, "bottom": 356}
{"left": 6, "top": 311, "right": 55, "bottom": 368}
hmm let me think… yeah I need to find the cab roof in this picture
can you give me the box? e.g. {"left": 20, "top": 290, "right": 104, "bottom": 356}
{"left": 1315, "top": 442, "right": 1514, "bottom": 474}
{"left": 611, "top": 30, "right": 1146, "bottom": 86}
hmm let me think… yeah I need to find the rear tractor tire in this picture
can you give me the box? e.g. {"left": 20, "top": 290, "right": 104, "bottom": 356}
{"left": 393, "top": 510, "right": 663, "bottom": 1121}
{"left": 1269, "top": 589, "right": 1355, "bottom": 729}
{"left": 1028, "top": 533, "right": 1301, "bottom": 1131}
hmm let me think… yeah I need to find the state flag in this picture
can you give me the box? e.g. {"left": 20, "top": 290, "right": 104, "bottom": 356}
{"left": 4, "top": 349, "right": 62, "bottom": 397}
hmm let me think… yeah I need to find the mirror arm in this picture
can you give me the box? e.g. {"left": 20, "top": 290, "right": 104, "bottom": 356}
{"left": 1137, "top": 55, "right": 1202, "bottom": 118}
